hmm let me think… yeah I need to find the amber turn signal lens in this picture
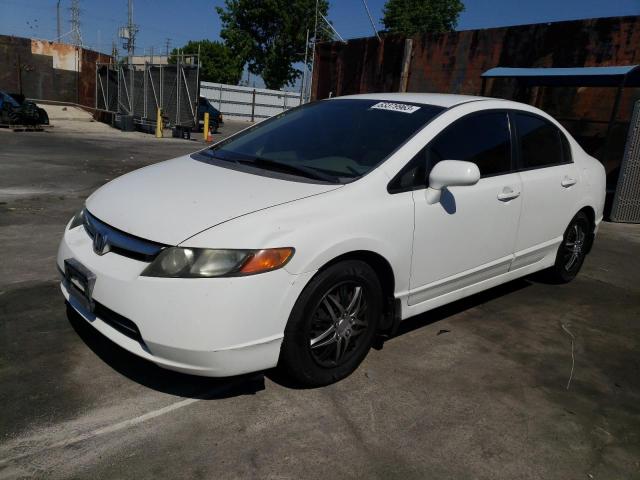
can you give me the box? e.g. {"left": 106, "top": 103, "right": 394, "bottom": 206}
{"left": 239, "top": 248, "right": 294, "bottom": 274}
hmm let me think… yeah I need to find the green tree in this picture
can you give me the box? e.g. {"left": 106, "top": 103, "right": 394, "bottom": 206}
{"left": 382, "top": 0, "right": 464, "bottom": 36}
{"left": 169, "top": 40, "right": 243, "bottom": 85}
{"left": 216, "top": 0, "right": 330, "bottom": 90}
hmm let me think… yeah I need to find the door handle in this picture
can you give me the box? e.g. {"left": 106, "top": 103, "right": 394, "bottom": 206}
{"left": 561, "top": 176, "right": 577, "bottom": 188}
{"left": 497, "top": 188, "right": 521, "bottom": 202}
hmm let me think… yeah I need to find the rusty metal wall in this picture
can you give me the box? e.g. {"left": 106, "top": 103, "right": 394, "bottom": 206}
{"left": 0, "top": 35, "right": 111, "bottom": 108}
{"left": 311, "top": 15, "right": 640, "bottom": 187}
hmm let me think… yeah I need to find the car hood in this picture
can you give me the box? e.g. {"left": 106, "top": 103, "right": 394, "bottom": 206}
{"left": 86, "top": 155, "right": 341, "bottom": 245}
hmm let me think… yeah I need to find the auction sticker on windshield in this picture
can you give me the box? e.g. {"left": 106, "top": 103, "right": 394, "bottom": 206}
{"left": 370, "top": 102, "right": 421, "bottom": 114}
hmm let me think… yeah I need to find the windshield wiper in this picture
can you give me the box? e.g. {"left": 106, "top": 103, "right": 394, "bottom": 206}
{"left": 201, "top": 150, "right": 339, "bottom": 183}
{"left": 244, "top": 157, "right": 339, "bottom": 183}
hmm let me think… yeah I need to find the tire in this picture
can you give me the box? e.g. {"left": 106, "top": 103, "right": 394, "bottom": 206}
{"left": 278, "top": 260, "right": 382, "bottom": 387}
{"left": 37, "top": 108, "right": 49, "bottom": 125}
{"left": 546, "top": 211, "right": 591, "bottom": 283}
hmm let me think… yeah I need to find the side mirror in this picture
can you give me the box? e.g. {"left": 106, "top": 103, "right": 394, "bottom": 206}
{"left": 425, "top": 160, "right": 480, "bottom": 204}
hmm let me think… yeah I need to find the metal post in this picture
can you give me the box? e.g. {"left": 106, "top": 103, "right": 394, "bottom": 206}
{"left": 56, "top": 0, "right": 62, "bottom": 41}
{"left": 399, "top": 39, "right": 412, "bottom": 93}
{"left": 95, "top": 63, "right": 98, "bottom": 109}
{"left": 300, "top": 28, "right": 309, "bottom": 105}
{"left": 176, "top": 55, "right": 181, "bottom": 126}
{"left": 156, "top": 107, "right": 163, "bottom": 138}
{"left": 160, "top": 65, "right": 163, "bottom": 112}
{"left": 106, "top": 63, "right": 109, "bottom": 110}
{"left": 251, "top": 88, "right": 256, "bottom": 122}
{"left": 607, "top": 82, "right": 626, "bottom": 139}
{"left": 143, "top": 61, "right": 147, "bottom": 119}
{"left": 203, "top": 112, "right": 209, "bottom": 142}
{"left": 309, "top": 0, "right": 319, "bottom": 102}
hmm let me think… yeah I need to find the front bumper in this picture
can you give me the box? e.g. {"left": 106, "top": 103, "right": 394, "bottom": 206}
{"left": 58, "top": 224, "right": 315, "bottom": 376}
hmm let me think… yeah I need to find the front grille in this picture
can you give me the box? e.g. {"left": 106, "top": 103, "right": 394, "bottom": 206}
{"left": 93, "top": 301, "right": 144, "bottom": 343}
{"left": 83, "top": 210, "right": 167, "bottom": 262}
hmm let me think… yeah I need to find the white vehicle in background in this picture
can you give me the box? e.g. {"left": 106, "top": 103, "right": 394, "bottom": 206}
{"left": 58, "top": 93, "right": 605, "bottom": 386}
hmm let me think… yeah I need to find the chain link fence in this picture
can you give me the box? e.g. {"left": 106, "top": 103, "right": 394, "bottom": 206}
{"left": 96, "top": 59, "right": 199, "bottom": 128}
{"left": 611, "top": 100, "right": 640, "bottom": 223}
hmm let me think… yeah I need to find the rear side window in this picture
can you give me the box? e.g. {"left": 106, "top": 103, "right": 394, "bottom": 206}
{"left": 515, "top": 113, "right": 569, "bottom": 168}
{"left": 428, "top": 111, "right": 512, "bottom": 177}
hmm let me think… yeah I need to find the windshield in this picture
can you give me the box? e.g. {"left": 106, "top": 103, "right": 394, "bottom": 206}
{"left": 1, "top": 92, "right": 20, "bottom": 108}
{"left": 195, "top": 99, "right": 444, "bottom": 183}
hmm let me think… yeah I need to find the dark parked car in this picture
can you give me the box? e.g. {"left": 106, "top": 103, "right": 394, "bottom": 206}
{"left": 0, "top": 92, "right": 49, "bottom": 126}
{"left": 197, "top": 96, "right": 223, "bottom": 132}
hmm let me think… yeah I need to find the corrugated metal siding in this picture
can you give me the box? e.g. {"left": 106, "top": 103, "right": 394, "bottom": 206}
{"left": 311, "top": 16, "right": 640, "bottom": 193}
{"left": 0, "top": 35, "right": 111, "bottom": 108}
{"left": 611, "top": 100, "right": 640, "bottom": 223}
{"left": 200, "top": 82, "right": 300, "bottom": 122}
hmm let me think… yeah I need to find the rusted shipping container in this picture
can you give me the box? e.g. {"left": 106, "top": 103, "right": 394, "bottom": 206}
{"left": 311, "top": 16, "right": 640, "bottom": 179}
{"left": 0, "top": 35, "right": 111, "bottom": 108}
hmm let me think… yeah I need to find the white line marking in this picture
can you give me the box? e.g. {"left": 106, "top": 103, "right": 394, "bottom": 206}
{"left": 0, "top": 377, "right": 255, "bottom": 466}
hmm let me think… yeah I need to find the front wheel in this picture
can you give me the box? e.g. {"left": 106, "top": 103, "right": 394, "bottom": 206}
{"left": 546, "top": 211, "right": 591, "bottom": 283}
{"left": 278, "top": 260, "right": 382, "bottom": 387}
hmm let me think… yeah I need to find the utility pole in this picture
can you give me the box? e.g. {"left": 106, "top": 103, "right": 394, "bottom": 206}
{"left": 165, "top": 38, "right": 171, "bottom": 57}
{"left": 119, "top": 0, "right": 138, "bottom": 62}
{"left": 118, "top": 0, "right": 138, "bottom": 114}
{"left": 56, "top": 0, "right": 62, "bottom": 41}
{"left": 300, "top": 28, "right": 309, "bottom": 104}
{"left": 69, "top": 0, "right": 82, "bottom": 46}
{"left": 309, "top": 0, "right": 319, "bottom": 101}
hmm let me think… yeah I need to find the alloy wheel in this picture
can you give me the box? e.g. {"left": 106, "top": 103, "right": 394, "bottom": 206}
{"left": 308, "top": 281, "right": 369, "bottom": 367}
{"left": 563, "top": 222, "right": 586, "bottom": 271}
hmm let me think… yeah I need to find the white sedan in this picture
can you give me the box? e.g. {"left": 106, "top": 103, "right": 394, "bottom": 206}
{"left": 58, "top": 93, "right": 605, "bottom": 386}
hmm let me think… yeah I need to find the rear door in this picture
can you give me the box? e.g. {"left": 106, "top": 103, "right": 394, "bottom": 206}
{"left": 510, "top": 111, "right": 579, "bottom": 270}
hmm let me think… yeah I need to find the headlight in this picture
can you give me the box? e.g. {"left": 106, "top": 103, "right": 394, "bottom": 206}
{"left": 68, "top": 209, "right": 85, "bottom": 229}
{"left": 141, "top": 247, "right": 294, "bottom": 278}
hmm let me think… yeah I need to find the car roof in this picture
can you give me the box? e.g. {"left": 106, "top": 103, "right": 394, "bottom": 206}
{"left": 330, "top": 92, "right": 490, "bottom": 108}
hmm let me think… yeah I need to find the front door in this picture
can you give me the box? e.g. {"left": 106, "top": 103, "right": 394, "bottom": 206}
{"left": 408, "top": 111, "right": 522, "bottom": 306}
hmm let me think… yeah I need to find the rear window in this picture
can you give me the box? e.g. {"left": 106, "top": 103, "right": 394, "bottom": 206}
{"left": 515, "top": 113, "right": 568, "bottom": 168}
{"left": 196, "top": 99, "right": 444, "bottom": 183}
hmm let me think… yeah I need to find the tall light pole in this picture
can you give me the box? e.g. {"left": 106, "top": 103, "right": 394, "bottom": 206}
{"left": 309, "top": 0, "right": 319, "bottom": 101}
{"left": 56, "top": 0, "right": 62, "bottom": 41}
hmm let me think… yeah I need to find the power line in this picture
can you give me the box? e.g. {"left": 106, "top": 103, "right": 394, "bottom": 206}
{"left": 119, "top": 0, "right": 139, "bottom": 59}
{"left": 361, "top": 0, "right": 381, "bottom": 41}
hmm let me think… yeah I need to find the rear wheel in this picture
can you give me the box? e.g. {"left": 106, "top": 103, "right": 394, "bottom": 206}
{"left": 546, "top": 211, "right": 591, "bottom": 283}
{"left": 278, "top": 260, "right": 381, "bottom": 387}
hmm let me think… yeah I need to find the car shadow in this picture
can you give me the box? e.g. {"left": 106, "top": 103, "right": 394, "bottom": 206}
{"left": 388, "top": 277, "right": 533, "bottom": 341}
{"left": 268, "top": 278, "right": 534, "bottom": 390}
{"left": 68, "top": 278, "right": 534, "bottom": 393}
{"left": 66, "top": 304, "right": 265, "bottom": 399}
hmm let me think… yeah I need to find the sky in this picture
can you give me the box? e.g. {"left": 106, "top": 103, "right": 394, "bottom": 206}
{"left": 1, "top": 0, "right": 639, "bottom": 86}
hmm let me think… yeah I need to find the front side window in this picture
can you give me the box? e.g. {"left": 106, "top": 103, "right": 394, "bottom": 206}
{"left": 389, "top": 111, "right": 512, "bottom": 192}
{"left": 515, "top": 113, "right": 567, "bottom": 168}
{"left": 428, "top": 111, "right": 512, "bottom": 177}
{"left": 194, "top": 99, "right": 444, "bottom": 183}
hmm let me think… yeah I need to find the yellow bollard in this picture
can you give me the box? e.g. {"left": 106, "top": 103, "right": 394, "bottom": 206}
{"left": 155, "top": 108, "right": 163, "bottom": 138}
{"left": 203, "top": 112, "right": 210, "bottom": 142}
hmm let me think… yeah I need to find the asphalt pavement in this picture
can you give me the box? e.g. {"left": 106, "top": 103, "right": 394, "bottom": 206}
{"left": 1, "top": 118, "right": 639, "bottom": 479}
